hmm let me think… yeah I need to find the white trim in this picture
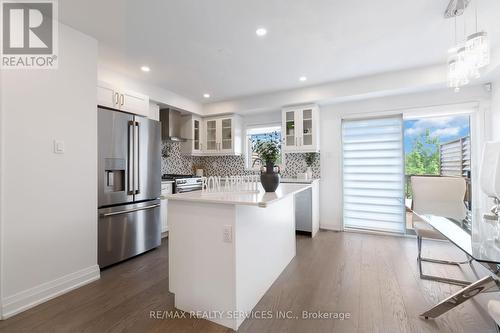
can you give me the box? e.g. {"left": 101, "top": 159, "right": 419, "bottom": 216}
{"left": 1, "top": 265, "right": 100, "bottom": 319}
{"left": 341, "top": 101, "right": 480, "bottom": 120}
{"left": 245, "top": 124, "right": 281, "bottom": 134}
{"left": 0, "top": 61, "right": 4, "bottom": 319}
{"left": 402, "top": 102, "right": 480, "bottom": 118}
{"left": 319, "top": 225, "right": 343, "bottom": 232}
{"left": 344, "top": 227, "right": 408, "bottom": 238}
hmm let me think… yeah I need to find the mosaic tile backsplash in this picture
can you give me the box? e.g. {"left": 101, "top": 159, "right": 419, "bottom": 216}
{"left": 161, "top": 141, "right": 320, "bottom": 178}
{"left": 281, "top": 153, "right": 321, "bottom": 179}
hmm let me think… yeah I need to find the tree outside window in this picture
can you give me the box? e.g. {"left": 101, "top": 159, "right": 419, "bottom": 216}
{"left": 246, "top": 127, "right": 281, "bottom": 170}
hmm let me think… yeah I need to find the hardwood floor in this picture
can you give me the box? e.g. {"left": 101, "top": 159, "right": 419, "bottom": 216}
{"left": 0, "top": 231, "right": 497, "bottom": 333}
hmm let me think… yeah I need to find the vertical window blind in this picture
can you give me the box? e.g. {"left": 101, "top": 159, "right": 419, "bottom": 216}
{"left": 342, "top": 116, "right": 405, "bottom": 233}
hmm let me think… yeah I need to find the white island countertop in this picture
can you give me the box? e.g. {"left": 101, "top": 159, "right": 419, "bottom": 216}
{"left": 280, "top": 177, "right": 320, "bottom": 184}
{"left": 166, "top": 183, "right": 310, "bottom": 208}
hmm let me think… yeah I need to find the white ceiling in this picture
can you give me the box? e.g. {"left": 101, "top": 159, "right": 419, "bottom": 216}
{"left": 59, "top": 0, "right": 500, "bottom": 103}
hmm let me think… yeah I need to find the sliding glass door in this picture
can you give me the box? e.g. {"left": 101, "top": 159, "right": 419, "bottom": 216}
{"left": 342, "top": 116, "right": 405, "bottom": 233}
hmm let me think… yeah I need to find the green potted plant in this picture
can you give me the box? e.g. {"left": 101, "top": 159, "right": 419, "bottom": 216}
{"left": 254, "top": 137, "right": 281, "bottom": 192}
{"left": 304, "top": 152, "right": 317, "bottom": 179}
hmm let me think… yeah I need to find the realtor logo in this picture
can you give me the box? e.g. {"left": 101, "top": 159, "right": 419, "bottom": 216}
{"left": 1, "top": 0, "right": 58, "bottom": 69}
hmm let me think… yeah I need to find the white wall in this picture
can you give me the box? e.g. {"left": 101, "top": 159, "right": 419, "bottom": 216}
{"left": 98, "top": 64, "right": 203, "bottom": 115}
{"left": 319, "top": 85, "right": 491, "bottom": 231}
{"left": 0, "top": 24, "right": 100, "bottom": 318}
{"left": 491, "top": 80, "right": 500, "bottom": 141}
{"left": 243, "top": 110, "right": 281, "bottom": 128}
{"left": 0, "top": 40, "right": 4, "bottom": 319}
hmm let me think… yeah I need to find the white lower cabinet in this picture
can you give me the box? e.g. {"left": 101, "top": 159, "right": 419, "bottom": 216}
{"left": 160, "top": 182, "right": 173, "bottom": 235}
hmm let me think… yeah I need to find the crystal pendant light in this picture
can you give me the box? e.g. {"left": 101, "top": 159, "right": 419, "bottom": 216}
{"left": 466, "top": 31, "right": 490, "bottom": 69}
{"left": 465, "top": 0, "right": 490, "bottom": 70}
{"left": 446, "top": 0, "right": 489, "bottom": 92}
{"left": 448, "top": 59, "right": 461, "bottom": 92}
{"left": 448, "top": 47, "right": 470, "bottom": 92}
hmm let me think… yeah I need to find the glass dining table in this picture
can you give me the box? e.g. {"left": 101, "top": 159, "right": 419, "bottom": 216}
{"left": 416, "top": 209, "right": 500, "bottom": 319}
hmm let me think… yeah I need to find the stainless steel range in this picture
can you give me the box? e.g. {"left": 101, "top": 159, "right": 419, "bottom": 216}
{"left": 162, "top": 174, "right": 202, "bottom": 193}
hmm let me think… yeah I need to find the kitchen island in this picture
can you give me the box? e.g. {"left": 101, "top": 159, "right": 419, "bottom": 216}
{"left": 166, "top": 183, "right": 311, "bottom": 330}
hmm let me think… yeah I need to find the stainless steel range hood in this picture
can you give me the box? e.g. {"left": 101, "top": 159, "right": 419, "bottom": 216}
{"left": 159, "top": 108, "right": 187, "bottom": 142}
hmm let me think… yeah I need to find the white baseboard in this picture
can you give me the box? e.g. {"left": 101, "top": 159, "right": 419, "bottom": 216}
{"left": 319, "top": 224, "right": 342, "bottom": 232}
{"left": 1, "top": 265, "right": 100, "bottom": 319}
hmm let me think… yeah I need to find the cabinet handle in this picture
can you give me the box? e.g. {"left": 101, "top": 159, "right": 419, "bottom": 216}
{"left": 120, "top": 94, "right": 124, "bottom": 106}
{"left": 114, "top": 92, "right": 119, "bottom": 106}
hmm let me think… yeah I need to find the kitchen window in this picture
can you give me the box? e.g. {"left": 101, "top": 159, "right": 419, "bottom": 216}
{"left": 246, "top": 126, "right": 282, "bottom": 170}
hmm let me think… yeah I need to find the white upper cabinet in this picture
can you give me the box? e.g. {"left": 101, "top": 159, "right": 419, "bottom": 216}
{"left": 205, "top": 118, "right": 218, "bottom": 154}
{"left": 97, "top": 81, "right": 116, "bottom": 109}
{"left": 219, "top": 117, "right": 234, "bottom": 154}
{"left": 120, "top": 89, "right": 149, "bottom": 117}
{"left": 148, "top": 102, "right": 160, "bottom": 121}
{"left": 181, "top": 115, "right": 205, "bottom": 156}
{"left": 97, "top": 81, "right": 150, "bottom": 118}
{"left": 203, "top": 115, "right": 243, "bottom": 156}
{"left": 282, "top": 105, "right": 320, "bottom": 153}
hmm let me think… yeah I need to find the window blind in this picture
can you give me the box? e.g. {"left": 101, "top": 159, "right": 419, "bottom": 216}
{"left": 440, "top": 136, "right": 470, "bottom": 177}
{"left": 342, "top": 116, "right": 405, "bottom": 233}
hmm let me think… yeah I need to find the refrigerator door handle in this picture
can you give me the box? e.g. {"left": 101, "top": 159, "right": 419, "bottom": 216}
{"left": 127, "top": 120, "right": 135, "bottom": 195}
{"left": 134, "top": 121, "right": 140, "bottom": 195}
{"left": 100, "top": 203, "right": 160, "bottom": 217}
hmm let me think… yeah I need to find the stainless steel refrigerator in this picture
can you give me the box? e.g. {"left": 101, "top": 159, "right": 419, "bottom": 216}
{"left": 98, "top": 107, "right": 161, "bottom": 268}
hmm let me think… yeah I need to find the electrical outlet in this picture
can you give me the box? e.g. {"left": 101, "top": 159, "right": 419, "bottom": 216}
{"left": 223, "top": 225, "right": 232, "bottom": 243}
{"left": 53, "top": 140, "right": 65, "bottom": 154}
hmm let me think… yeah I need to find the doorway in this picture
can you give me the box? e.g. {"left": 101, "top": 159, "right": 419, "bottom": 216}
{"left": 404, "top": 114, "right": 472, "bottom": 233}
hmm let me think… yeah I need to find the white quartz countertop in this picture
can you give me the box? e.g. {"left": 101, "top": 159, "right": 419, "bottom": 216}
{"left": 280, "top": 178, "right": 320, "bottom": 184}
{"left": 166, "top": 183, "right": 311, "bottom": 208}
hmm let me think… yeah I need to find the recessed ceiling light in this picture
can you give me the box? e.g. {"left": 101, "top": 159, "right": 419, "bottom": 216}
{"left": 203, "top": 93, "right": 211, "bottom": 99}
{"left": 140, "top": 66, "right": 150, "bottom": 72}
{"left": 256, "top": 28, "right": 267, "bottom": 37}
{"left": 299, "top": 76, "right": 307, "bottom": 82}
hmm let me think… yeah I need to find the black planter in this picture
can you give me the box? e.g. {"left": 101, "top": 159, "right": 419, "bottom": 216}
{"left": 260, "top": 163, "right": 280, "bottom": 192}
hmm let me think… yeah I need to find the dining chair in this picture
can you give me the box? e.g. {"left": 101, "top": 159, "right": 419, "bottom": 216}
{"left": 411, "top": 175, "right": 471, "bottom": 286}
{"left": 488, "top": 300, "right": 500, "bottom": 333}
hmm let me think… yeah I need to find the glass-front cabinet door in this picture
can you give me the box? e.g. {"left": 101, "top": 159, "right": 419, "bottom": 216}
{"left": 301, "top": 108, "right": 314, "bottom": 148}
{"left": 282, "top": 105, "right": 319, "bottom": 152}
{"left": 193, "top": 119, "right": 201, "bottom": 152}
{"left": 220, "top": 118, "right": 233, "bottom": 152}
{"left": 205, "top": 119, "right": 217, "bottom": 152}
{"left": 283, "top": 110, "right": 297, "bottom": 151}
